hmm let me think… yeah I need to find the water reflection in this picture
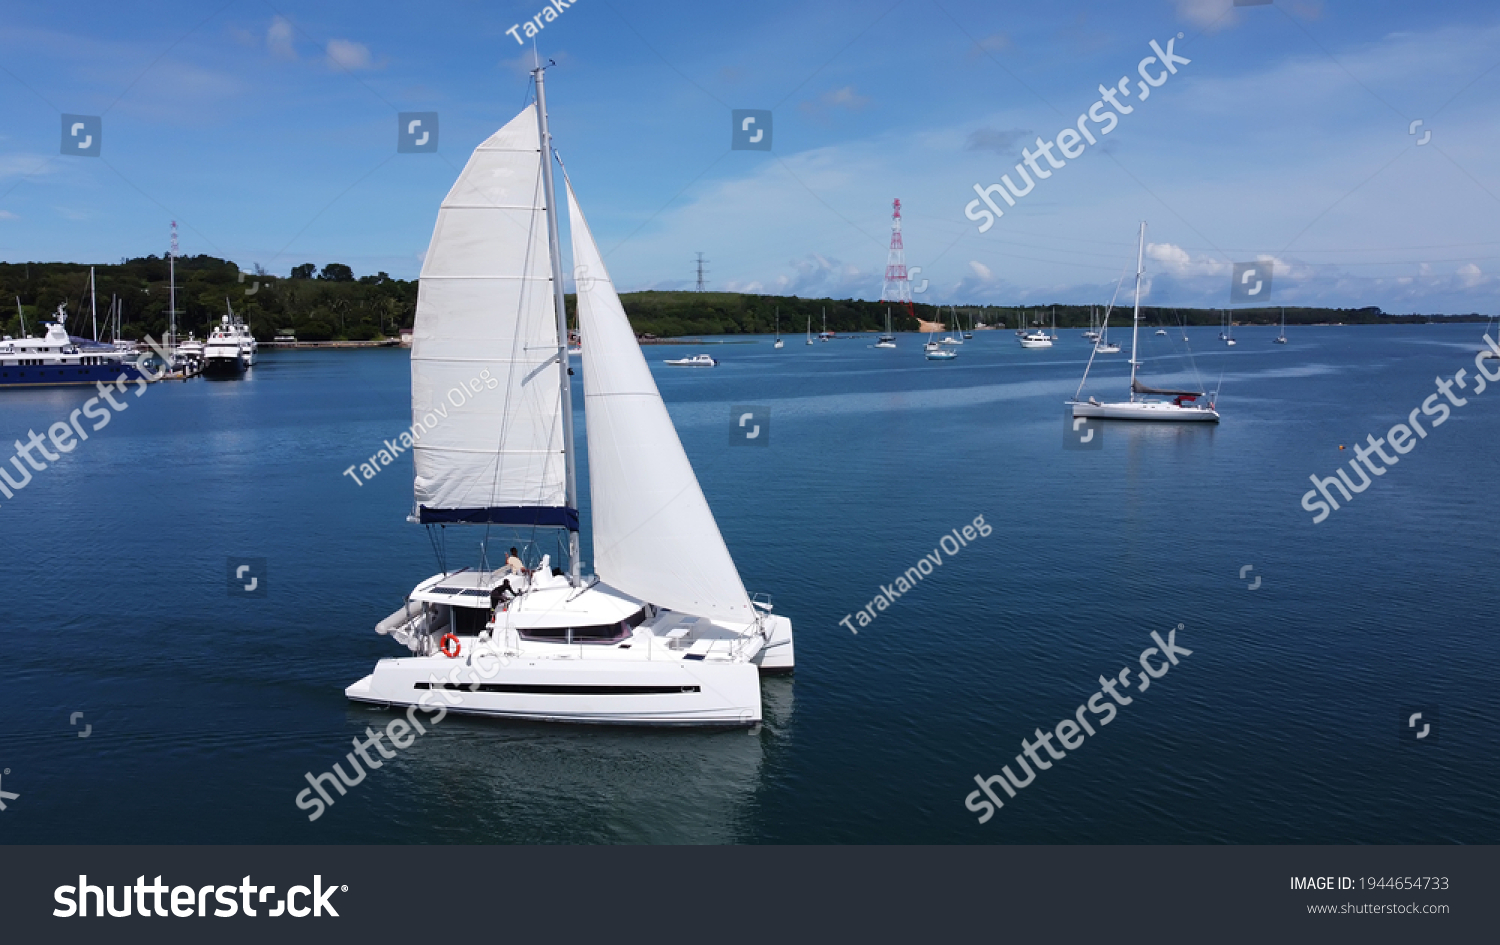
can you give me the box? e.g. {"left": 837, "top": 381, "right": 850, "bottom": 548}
{"left": 344, "top": 676, "right": 793, "bottom": 844}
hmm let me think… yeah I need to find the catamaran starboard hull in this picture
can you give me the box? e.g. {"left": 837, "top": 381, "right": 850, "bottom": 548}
{"left": 347, "top": 655, "right": 766, "bottom": 726}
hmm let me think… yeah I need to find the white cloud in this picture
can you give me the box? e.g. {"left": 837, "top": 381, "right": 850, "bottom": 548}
{"left": 1174, "top": 0, "right": 1238, "bottom": 31}
{"left": 326, "top": 38, "right": 378, "bottom": 72}
{"left": 800, "top": 85, "right": 870, "bottom": 122}
{"left": 0, "top": 155, "right": 55, "bottom": 181}
{"left": 821, "top": 86, "right": 868, "bottom": 110}
{"left": 1146, "top": 242, "right": 1231, "bottom": 277}
{"left": 0, "top": 210, "right": 18, "bottom": 220}
{"left": 1457, "top": 263, "right": 1484, "bottom": 288}
{"left": 267, "top": 16, "right": 296, "bottom": 61}
{"left": 968, "top": 260, "right": 993, "bottom": 281}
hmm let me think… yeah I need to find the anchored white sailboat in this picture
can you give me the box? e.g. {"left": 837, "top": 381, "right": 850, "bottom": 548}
{"left": 939, "top": 305, "right": 963, "bottom": 346}
{"left": 1274, "top": 308, "right": 1288, "bottom": 345}
{"left": 1082, "top": 306, "right": 1100, "bottom": 342}
{"left": 346, "top": 68, "right": 793, "bottom": 726}
{"left": 774, "top": 307, "right": 783, "bottom": 348}
{"left": 1069, "top": 223, "right": 1220, "bottom": 423}
{"left": 875, "top": 307, "right": 896, "bottom": 348}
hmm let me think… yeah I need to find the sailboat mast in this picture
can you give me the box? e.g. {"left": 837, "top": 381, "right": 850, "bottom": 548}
{"left": 1128, "top": 221, "right": 1145, "bottom": 401}
{"left": 90, "top": 266, "right": 98, "bottom": 341}
{"left": 533, "top": 66, "right": 582, "bottom": 587}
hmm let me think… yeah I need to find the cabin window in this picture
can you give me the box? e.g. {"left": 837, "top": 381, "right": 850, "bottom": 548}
{"left": 451, "top": 605, "right": 490, "bottom": 637}
{"left": 519, "top": 608, "right": 647, "bottom": 644}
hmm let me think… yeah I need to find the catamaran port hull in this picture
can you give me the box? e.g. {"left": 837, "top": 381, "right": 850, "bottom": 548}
{"left": 346, "top": 655, "right": 767, "bottom": 726}
{"left": 1071, "top": 401, "right": 1220, "bottom": 422}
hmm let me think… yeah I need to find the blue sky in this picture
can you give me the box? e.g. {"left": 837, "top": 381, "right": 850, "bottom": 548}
{"left": 3, "top": 0, "right": 1499, "bottom": 312}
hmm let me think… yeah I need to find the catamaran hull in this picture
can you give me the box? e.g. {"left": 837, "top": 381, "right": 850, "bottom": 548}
{"left": 346, "top": 655, "right": 765, "bottom": 726}
{"left": 1072, "top": 401, "right": 1220, "bottom": 422}
{"left": 753, "top": 615, "right": 795, "bottom": 673}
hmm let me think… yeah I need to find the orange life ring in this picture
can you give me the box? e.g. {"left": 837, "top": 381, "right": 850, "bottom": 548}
{"left": 439, "top": 633, "right": 461, "bottom": 658}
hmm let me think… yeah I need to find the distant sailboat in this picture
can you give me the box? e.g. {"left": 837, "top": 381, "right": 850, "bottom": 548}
{"left": 1095, "top": 316, "right": 1121, "bottom": 353}
{"left": 1274, "top": 308, "right": 1288, "bottom": 345}
{"left": 1068, "top": 222, "right": 1219, "bottom": 423}
{"left": 774, "top": 307, "right": 783, "bottom": 348}
{"left": 1082, "top": 306, "right": 1099, "bottom": 342}
{"left": 925, "top": 323, "right": 957, "bottom": 360}
{"left": 939, "top": 305, "right": 963, "bottom": 346}
{"left": 876, "top": 307, "right": 896, "bottom": 348}
{"left": 806, "top": 315, "right": 814, "bottom": 345}
{"left": 1225, "top": 312, "right": 1237, "bottom": 346}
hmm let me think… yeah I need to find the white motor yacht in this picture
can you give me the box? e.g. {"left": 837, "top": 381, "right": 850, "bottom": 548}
{"left": 346, "top": 68, "right": 792, "bottom": 726}
{"left": 203, "top": 304, "right": 257, "bottom": 376}
{"left": 664, "top": 354, "right": 718, "bottom": 367}
{"left": 1018, "top": 330, "right": 1053, "bottom": 348}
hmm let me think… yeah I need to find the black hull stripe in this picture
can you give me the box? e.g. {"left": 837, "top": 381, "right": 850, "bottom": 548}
{"left": 414, "top": 682, "right": 700, "bottom": 695}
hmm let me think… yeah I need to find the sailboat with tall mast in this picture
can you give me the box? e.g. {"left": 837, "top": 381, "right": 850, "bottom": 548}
{"left": 1069, "top": 223, "right": 1220, "bottom": 423}
{"left": 346, "top": 66, "right": 793, "bottom": 725}
{"left": 939, "top": 305, "right": 963, "bottom": 346}
{"left": 1274, "top": 308, "right": 1288, "bottom": 344}
{"left": 875, "top": 307, "right": 896, "bottom": 348}
{"left": 774, "top": 307, "right": 783, "bottom": 348}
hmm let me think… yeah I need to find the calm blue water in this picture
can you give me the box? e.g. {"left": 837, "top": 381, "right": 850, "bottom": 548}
{"left": 2, "top": 325, "right": 1497, "bottom": 843}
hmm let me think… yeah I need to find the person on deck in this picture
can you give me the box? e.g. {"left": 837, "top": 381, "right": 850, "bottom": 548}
{"left": 491, "top": 548, "right": 529, "bottom": 613}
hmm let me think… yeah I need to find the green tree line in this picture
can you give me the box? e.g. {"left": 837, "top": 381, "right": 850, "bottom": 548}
{"left": 0, "top": 257, "right": 415, "bottom": 343}
{"left": 1, "top": 255, "right": 1467, "bottom": 343}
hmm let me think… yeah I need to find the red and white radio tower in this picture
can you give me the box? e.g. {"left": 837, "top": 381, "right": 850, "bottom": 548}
{"left": 881, "top": 198, "right": 915, "bottom": 320}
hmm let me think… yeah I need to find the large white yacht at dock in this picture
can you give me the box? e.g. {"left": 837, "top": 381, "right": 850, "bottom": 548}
{"left": 202, "top": 308, "right": 257, "bottom": 377}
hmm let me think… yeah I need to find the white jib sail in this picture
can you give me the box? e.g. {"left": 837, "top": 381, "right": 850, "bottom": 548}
{"left": 410, "top": 105, "right": 572, "bottom": 524}
{"left": 567, "top": 181, "right": 754, "bottom": 624}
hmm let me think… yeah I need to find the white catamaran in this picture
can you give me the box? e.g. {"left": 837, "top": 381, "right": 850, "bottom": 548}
{"left": 1069, "top": 223, "right": 1220, "bottom": 423}
{"left": 346, "top": 68, "right": 793, "bottom": 725}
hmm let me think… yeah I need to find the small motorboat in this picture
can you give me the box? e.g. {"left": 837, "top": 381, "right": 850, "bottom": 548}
{"left": 664, "top": 354, "right": 719, "bottom": 367}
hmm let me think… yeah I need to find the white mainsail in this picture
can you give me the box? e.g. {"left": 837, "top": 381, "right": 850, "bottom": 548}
{"left": 567, "top": 181, "right": 754, "bottom": 624}
{"left": 410, "top": 104, "right": 573, "bottom": 526}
